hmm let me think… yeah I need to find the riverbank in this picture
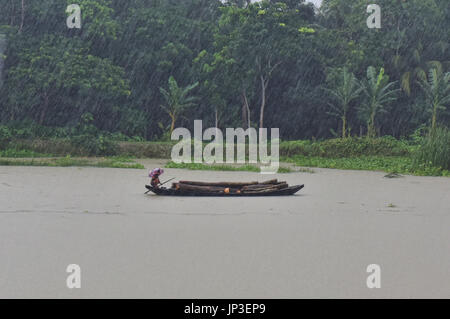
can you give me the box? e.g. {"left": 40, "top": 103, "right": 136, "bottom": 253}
{"left": 1, "top": 136, "right": 449, "bottom": 176}
{"left": 0, "top": 156, "right": 144, "bottom": 169}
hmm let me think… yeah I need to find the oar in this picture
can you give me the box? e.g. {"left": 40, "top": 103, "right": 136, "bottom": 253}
{"left": 145, "top": 177, "right": 176, "bottom": 194}
{"left": 160, "top": 177, "right": 175, "bottom": 187}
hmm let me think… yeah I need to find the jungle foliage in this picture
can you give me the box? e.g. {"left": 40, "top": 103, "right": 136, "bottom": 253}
{"left": 0, "top": 0, "right": 449, "bottom": 141}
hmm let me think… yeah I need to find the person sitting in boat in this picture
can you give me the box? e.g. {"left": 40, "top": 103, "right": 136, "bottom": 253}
{"left": 149, "top": 168, "right": 164, "bottom": 188}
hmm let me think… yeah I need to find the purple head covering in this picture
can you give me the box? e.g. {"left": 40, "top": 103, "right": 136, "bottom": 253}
{"left": 149, "top": 168, "right": 164, "bottom": 178}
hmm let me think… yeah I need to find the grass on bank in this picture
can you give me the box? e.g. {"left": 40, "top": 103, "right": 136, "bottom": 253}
{"left": 0, "top": 145, "right": 144, "bottom": 169}
{"left": 165, "top": 161, "right": 295, "bottom": 173}
{"left": 412, "top": 127, "right": 450, "bottom": 172}
{"left": 0, "top": 148, "right": 52, "bottom": 158}
{"left": 279, "top": 136, "right": 412, "bottom": 157}
{"left": 0, "top": 156, "right": 144, "bottom": 169}
{"left": 283, "top": 155, "right": 449, "bottom": 177}
{"left": 166, "top": 156, "right": 448, "bottom": 176}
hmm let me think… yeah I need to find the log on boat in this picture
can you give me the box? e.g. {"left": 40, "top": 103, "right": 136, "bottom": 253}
{"left": 178, "top": 181, "right": 258, "bottom": 187}
{"left": 174, "top": 180, "right": 286, "bottom": 194}
{"left": 173, "top": 183, "right": 239, "bottom": 194}
{"left": 260, "top": 179, "right": 279, "bottom": 185}
{"left": 178, "top": 179, "right": 279, "bottom": 188}
{"left": 241, "top": 183, "right": 288, "bottom": 191}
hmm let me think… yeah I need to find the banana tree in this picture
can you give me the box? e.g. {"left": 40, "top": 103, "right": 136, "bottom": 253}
{"left": 417, "top": 68, "right": 450, "bottom": 131}
{"left": 360, "top": 67, "right": 399, "bottom": 138}
{"left": 326, "top": 67, "right": 363, "bottom": 138}
{"left": 159, "top": 76, "right": 198, "bottom": 134}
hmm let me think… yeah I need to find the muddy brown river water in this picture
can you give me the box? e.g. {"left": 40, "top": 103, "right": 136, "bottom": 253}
{"left": 0, "top": 163, "right": 449, "bottom": 298}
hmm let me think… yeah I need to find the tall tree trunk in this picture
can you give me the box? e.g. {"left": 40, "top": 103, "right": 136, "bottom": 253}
{"left": 342, "top": 112, "right": 347, "bottom": 138}
{"left": 10, "top": 0, "right": 15, "bottom": 26}
{"left": 215, "top": 107, "right": 219, "bottom": 128}
{"left": 367, "top": 111, "right": 376, "bottom": 138}
{"left": 39, "top": 93, "right": 49, "bottom": 125}
{"left": 256, "top": 59, "right": 281, "bottom": 130}
{"left": 259, "top": 75, "right": 267, "bottom": 129}
{"left": 19, "top": 0, "right": 25, "bottom": 33}
{"left": 170, "top": 114, "right": 176, "bottom": 134}
{"left": 242, "top": 93, "right": 248, "bottom": 129}
{"left": 242, "top": 90, "right": 251, "bottom": 129}
{"left": 245, "top": 99, "right": 250, "bottom": 130}
{"left": 431, "top": 104, "right": 437, "bottom": 131}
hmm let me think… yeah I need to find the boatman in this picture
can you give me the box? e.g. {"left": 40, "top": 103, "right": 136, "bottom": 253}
{"left": 149, "top": 168, "right": 164, "bottom": 188}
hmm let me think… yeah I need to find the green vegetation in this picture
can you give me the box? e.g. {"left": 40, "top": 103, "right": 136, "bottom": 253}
{"left": 325, "top": 67, "right": 363, "bottom": 138}
{"left": 284, "top": 155, "right": 449, "bottom": 177}
{"left": 1, "top": 134, "right": 448, "bottom": 176}
{"left": 280, "top": 137, "right": 412, "bottom": 158}
{"left": 418, "top": 69, "right": 450, "bottom": 131}
{"left": 359, "top": 67, "right": 400, "bottom": 138}
{"left": 0, "top": 148, "right": 51, "bottom": 158}
{"left": 166, "top": 161, "right": 261, "bottom": 173}
{"left": 160, "top": 76, "right": 199, "bottom": 134}
{"left": 0, "top": 125, "right": 12, "bottom": 148}
{"left": 165, "top": 161, "right": 295, "bottom": 174}
{"left": 1, "top": 137, "right": 174, "bottom": 159}
{"left": 279, "top": 133, "right": 450, "bottom": 176}
{"left": 413, "top": 126, "right": 450, "bottom": 171}
{"left": 0, "top": 0, "right": 448, "bottom": 140}
{"left": 0, "top": 156, "right": 144, "bottom": 169}
{"left": 279, "top": 130, "right": 450, "bottom": 176}
{"left": 277, "top": 166, "right": 296, "bottom": 174}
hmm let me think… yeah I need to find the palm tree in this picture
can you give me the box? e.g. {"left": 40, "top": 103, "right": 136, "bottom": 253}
{"left": 360, "top": 67, "right": 399, "bottom": 138}
{"left": 160, "top": 76, "right": 198, "bottom": 134}
{"left": 400, "top": 60, "right": 443, "bottom": 96}
{"left": 393, "top": 41, "right": 448, "bottom": 97}
{"left": 326, "top": 67, "right": 363, "bottom": 138}
{"left": 417, "top": 68, "right": 450, "bottom": 131}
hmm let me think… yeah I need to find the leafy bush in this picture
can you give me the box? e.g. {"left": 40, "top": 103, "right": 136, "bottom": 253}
{"left": 0, "top": 156, "right": 144, "bottom": 169}
{"left": 0, "top": 148, "right": 50, "bottom": 158}
{"left": 70, "top": 134, "right": 118, "bottom": 156}
{"left": 165, "top": 161, "right": 261, "bottom": 172}
{"left": 68, "top": 113, "right": 118, "bottom": 156}
{"left": 319, "top": 136, "right": 410, "bottom": 157}
{"left": 413, "top": 127, "right": 450, "bottom": 171}
{"left": 285, "top": 155, "right": 414, "bottom": 173}
{"left": 3, "top": 120, "right": 73, "bottom": 139}
{"left": 117, "top": 141, "right": 174, "bottom": 158}
{"left": 280, "top": 137, "right": 411, "bottom": 158}
{"left": 0, "top": 125, "right": 12, "bottom": 148}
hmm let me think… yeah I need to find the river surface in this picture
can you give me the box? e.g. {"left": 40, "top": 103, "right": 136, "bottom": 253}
{"left": 0, "top": 163, "right": 449, "bottom": 298}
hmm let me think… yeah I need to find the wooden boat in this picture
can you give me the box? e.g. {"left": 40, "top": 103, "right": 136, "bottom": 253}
{"left": 145, "top": 179, "right": 304, "bottom": 197}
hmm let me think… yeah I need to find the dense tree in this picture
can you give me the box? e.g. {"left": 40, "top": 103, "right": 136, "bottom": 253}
{"left": 4, "top": 35, "right": 130, "bottom": 126}
{"left": 0, "top": 0, "right": 448, "bottom": 140}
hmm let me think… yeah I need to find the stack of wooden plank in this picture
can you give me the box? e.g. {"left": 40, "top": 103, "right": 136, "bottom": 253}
{"left": 171, "top": 179, "right": 289, "bottom": 195}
